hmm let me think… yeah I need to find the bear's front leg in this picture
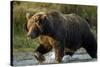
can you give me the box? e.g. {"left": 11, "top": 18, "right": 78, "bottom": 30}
{"left": 34, "top": 51, "right": 45, "bottom": 64}
{"left": 53, "top": 43, "right": 64, "bottom": 63}
{"left": 34, "top": 44, "right": 52, "bottom": 64}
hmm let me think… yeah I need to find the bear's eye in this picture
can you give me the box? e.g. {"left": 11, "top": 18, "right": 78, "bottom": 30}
{"left": 34, "top": 20, "right": 41, "bottom": 25}
{"left": 34, "top": 20, "right": 38, "bottom": 22}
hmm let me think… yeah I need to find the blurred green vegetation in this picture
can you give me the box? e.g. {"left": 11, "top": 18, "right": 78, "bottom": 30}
{"left": 12, "top": 1, "right": 97, "bottom": 49}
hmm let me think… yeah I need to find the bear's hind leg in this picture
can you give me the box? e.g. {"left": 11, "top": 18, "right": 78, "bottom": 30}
{"left": 82, "top": 33, "right": 97, "bottom": 58}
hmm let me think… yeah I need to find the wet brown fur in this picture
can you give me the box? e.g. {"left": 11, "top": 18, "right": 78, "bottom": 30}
{"left": 25, "top": 11, "right": 97, "bottom": 63}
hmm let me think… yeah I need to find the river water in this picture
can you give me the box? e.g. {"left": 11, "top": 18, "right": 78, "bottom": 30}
{"left": 12, "top": 48, "right": 96, "bottom": 66}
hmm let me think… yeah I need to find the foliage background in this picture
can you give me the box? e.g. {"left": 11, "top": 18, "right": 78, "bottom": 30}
{"left": 12, "top": 1, "right": 97, "bottom": 49}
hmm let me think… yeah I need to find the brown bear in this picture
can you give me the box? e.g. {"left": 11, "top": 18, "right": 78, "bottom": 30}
{"left": 25, "top": 10, "right": 97, "bottom": 63}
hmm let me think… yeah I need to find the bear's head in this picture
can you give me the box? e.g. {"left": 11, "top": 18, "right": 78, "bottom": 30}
{"left": 25, "top": 12, "right": 50, "bottom": 39}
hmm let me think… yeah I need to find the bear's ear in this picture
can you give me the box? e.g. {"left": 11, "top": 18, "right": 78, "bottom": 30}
{"left": 41, "top": 14, "right": 48, "bottom": 25}
{"left": 26, "top": 13, "right": 31, "bottom": 20}
{"left": 41, "top": 14, "right": 47, "bottom": 20}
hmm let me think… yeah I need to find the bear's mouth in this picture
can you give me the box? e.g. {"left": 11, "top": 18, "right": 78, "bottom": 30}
{"left": 30, "top": 32, "right": 38, "bottom": 39}
{"left": 27, "top": 30, "right": 40, "bottom": 39}
{"left": 27, "top": 33, "right": 37, "bottom": 39}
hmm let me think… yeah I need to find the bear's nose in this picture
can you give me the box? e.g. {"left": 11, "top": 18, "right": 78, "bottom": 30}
{"left": 27, "top": 33, "right": 31, "bottom": 39}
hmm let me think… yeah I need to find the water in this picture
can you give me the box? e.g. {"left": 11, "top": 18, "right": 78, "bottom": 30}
{"left": 12, "top": 48, "right": 96, "bottom": 66}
